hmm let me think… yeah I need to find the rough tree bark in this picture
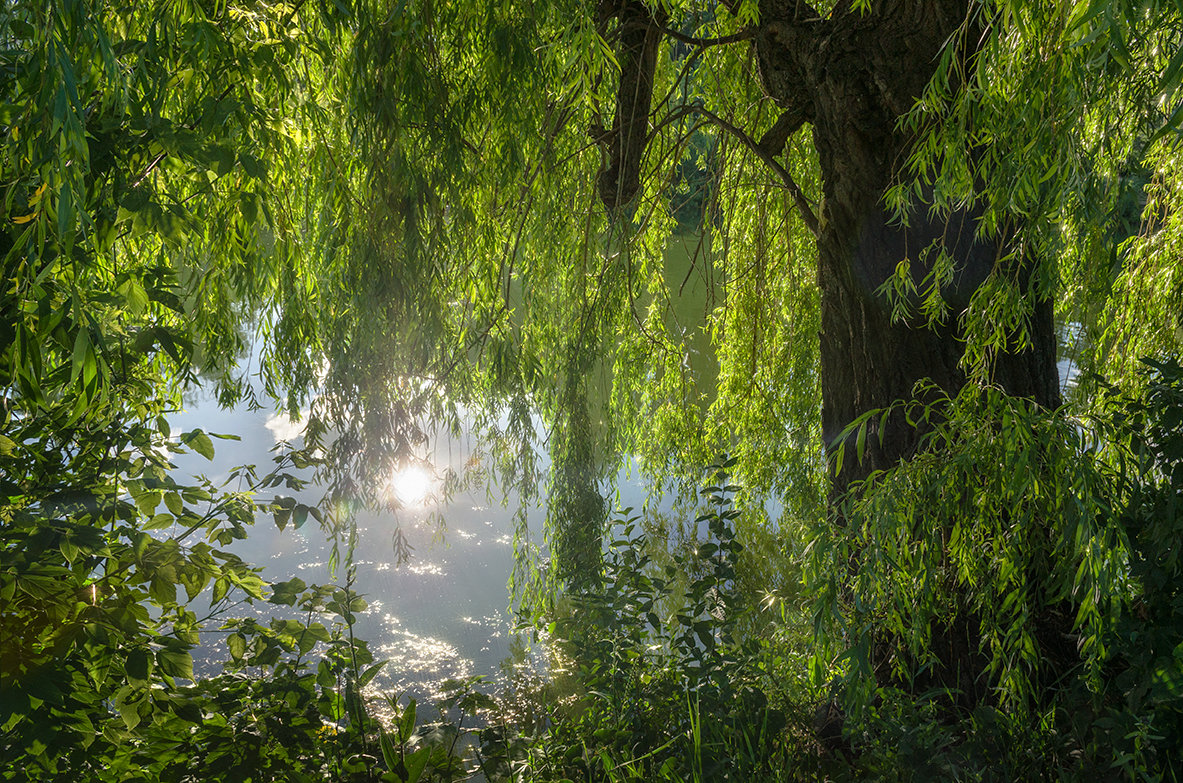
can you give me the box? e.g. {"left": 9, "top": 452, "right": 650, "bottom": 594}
{"left": 753, "top": 0, "right": 1060, "bottom": 491}
{"left": 598, "top": 0, "right": 1064, "bottom": 706}
{"left": 598, "top": 0, "right": 668, "bottom": 209}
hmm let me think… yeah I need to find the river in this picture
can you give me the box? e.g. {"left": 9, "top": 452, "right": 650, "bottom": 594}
{"left": 168, "top": 380, "right": 664, "bottom": 705}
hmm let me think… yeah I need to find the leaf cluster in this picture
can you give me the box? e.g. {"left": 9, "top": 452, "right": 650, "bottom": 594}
{"left": 508, "top": 467, "right": 814, "bottom": 781}
{"left": 810, "top": 360, "right": 1183, "bottom": 777}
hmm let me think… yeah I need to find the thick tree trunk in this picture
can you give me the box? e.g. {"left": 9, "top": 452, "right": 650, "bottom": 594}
{"left": 597, "top": 0, "right": 1063, "bottom": 706}
{"left": 754, "top": 0, "right": 1063, "bottom": 704}
{"left": 816, "top": 189, "right": 1061, "bottom": 499}
{"left": 756, "top": 0, "right": 1060, "bottom": 495}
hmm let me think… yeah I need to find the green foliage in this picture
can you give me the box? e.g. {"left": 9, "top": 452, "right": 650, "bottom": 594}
{"left": 505, "top": 468, "right": 814, "bottom": 782}
{"left": 0, "top": 3, "right": 398, "bottom": 778}
{"left": 0, "top": 406, "right": 485, "bottom": 782}
{"left": 0, "top": 0, "right": 347, "bottom": 409}
{"left": 6, "top": 0, "right": 1183, "bottom": 780}
{"left": 1, "top": 410, "right": 252, "bottom": 777}
{"left": 1084, "top": 145, "right": 1183, "bottom": 388}
{"left": 0, "top": 395, "right": 361, "bottom": 780}
{"left": 1075, "top": 358, "right": 1183, "bottom": 780}
{"left": 189, "top": 0, "right": 832, "bottom": 579}
{"left": 815, "top": 382, "right": 1125, "bottom": 709}
{"left": 177, "top": 577, "right": 492, "bottom": 783}
{"left": 545, "top": 392, "right": 608, "bottom": 594}
{"left": 894, "top": 0, "right": 1183, "bottom": 384}
{"left": 808, "top": 359, "right": 1183, "bottom": 778}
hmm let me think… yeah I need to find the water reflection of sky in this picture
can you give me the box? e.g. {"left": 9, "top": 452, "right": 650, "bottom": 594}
{"left": 168, "top": 379, "right": 552, "bottom": 703}
{"left": 169, "top": 387, "right": 677, "bottom": 707}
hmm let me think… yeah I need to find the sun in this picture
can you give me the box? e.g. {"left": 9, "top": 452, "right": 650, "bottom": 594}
{"left": 386, "top": 464, "right": 436, "bottom": 507}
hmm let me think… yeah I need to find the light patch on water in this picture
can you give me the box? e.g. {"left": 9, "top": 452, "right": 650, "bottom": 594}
{"left": 494, "top": 534, "right": 512, "bottom": 546}
{"left": 373, "top": 628, "right": 475, "bottom": 699}
{"left": 455, "top": 529, "right": 475, "bottom": 540}
{"left": 274, "top": 544, "right": 313, "bottom": 561}
{"left": 406, "top": 561, "right": 444, "bottom": 576}
{"left": 462, "top": 614, "right": 505, "bottom": 641}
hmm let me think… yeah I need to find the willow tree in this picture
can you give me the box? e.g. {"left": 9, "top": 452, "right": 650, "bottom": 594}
{"left": 8, "top": 0, "right": 1180, "bottom": 750}
{"left": 277, "top": 0, "right": 1183, "bottom": 705}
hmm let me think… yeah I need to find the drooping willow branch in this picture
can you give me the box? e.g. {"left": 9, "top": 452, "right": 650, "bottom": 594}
{"left": 650, "top": 105, "right": 820, "bottom": 238}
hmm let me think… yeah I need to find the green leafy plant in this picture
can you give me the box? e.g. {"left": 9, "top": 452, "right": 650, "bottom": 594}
{"left": 505, "top": 463, "right": 808, "bottom": 782}
{"left": 815, "top": 381, "right": 1128, "bottom": 713}
{"left": 810, "top": 359, "right": 1183, "bottom": 779}
{"left": 1077, "top": 358, "right": 1183, "bottom": 781}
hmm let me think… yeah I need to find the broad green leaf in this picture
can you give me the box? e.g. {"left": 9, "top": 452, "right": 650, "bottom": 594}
{"left": 157, "top": 649, "right": 193, "bottom": 680}
{"left": 163, "top": 491, "right": 183, "bottom": 516}
{"left": 404, "top": 745, "right": 431, "bottom": 783}
{"left": 211, "top": 577, "right": 229, "bottom": 604}
{"left": 118, "top": 699, "right": 142, "bottom": 731}
{"left": 59, "top": 538, "right": 79, "bottom": 563}
{"left": 135, "top": 490, "right": 162, "bottom": 516}
{"left": 182, "top": 429, "right": 215, "bottom": 460}
{"left": 144, "top": 513, "right": 174, "bottom": 530}
{"left": 125, "top": 649, "right": 150, "bottom": 685}
{"left": 227, "top": 632, "right": 246, "bottom": 661}
{"left": 357, "top": 661, "right": 386, "bottom": 688}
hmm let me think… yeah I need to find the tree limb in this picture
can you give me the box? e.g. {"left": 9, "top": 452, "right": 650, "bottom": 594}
{"left": 758, "top": 107, "right": 810, "bottom": 157}
{"left": 656, "top": 25, "right": 756, "bottom": 48}
{"left": 652, "top": 105, "right": 819, "bottom": 238}
{"left": 598, "top": 0, "right": 668, "bottom": 211}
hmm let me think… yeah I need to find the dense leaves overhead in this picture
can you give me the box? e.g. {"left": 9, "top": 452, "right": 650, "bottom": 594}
{"left": 3, "top": 0, "right": 1180, "bottom": 535}
{"left": 273, "top": 0, "right": 1183, "bottom": 516}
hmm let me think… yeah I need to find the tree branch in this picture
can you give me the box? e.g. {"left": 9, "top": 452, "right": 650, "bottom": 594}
{"left": 656, "top": 25, "right": 756, "bottom": 48}
{"left": 598, "top": 0, "right": 668, "bottom": 211}
{"left": 652, "top": 105, "right": 819, "bottom": 238}
{"left": 758, "top": 107, "right": 810, "bottom": 157}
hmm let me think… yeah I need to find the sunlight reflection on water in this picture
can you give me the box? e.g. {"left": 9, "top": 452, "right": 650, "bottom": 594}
{"left": 406, "top": 561, "right": 446, "bottom": 576}
{"left": 373, "top": 613, "right": 475, "bottom": 696}
{"left": 172, "top": 374, "right": 677, "bottom": 708}
{"left": 171, "top": 382, "right": 544, "bottom": 704}
{"left": 382, "top": 463, "right": 438, "bottom": 508}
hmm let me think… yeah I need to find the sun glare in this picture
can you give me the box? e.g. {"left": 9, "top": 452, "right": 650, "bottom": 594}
{"left": 387, "top": 464, "right": 436, "bottom": 507}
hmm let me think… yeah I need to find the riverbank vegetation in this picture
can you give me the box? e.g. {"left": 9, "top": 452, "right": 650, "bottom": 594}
{"left": 4, "top": 0, "right": 1183, "bottom": 780}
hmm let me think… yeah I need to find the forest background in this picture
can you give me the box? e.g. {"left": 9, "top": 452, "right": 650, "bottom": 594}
{"left": 2, "top": 0, "right": 1183, "bottom": 779}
